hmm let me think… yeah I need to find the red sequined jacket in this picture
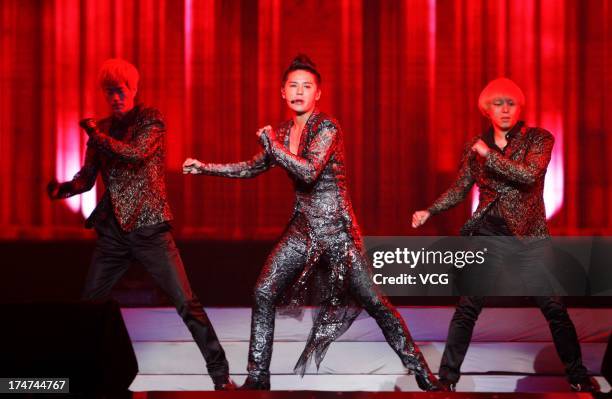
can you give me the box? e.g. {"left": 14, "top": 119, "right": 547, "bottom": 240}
{"left": 57, "top": 105, "right": 173, "bottom": 231}
{"left": 427, "top": 123, "right": 554, "bottom": 237}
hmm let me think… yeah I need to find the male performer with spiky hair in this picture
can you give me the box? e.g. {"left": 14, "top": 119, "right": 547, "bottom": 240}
{"left": 48, "top": 59, "right": 234, "bottom": 390}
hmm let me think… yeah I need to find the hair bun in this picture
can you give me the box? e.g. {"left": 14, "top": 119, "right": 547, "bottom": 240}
{"left": 290, "top": 54, "right": 316, "bottom": 68}
{"left": 282, "top": 54, "right": 321, "bottom": 85}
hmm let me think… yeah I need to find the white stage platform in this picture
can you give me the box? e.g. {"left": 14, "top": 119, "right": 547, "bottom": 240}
{"left": 123, "top": 307, "right": 611, "bottom": 392}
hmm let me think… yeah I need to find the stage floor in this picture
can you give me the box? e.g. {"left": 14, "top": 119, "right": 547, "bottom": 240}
{"left": 133, "top": 392, "right": 602, "bottom": 399}
{"left": 122, "top": 307, "right": 611, "bottom": 393}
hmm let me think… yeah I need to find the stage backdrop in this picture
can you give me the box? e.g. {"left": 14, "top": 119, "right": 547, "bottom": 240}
{"left": 1, "top": 0, "right": 610, "bottom": 240}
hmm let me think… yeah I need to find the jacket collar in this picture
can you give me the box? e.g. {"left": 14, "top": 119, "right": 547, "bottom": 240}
{"left": 111, "top": 103, "right": 142, "bottom": 130}
{"left": 283, "top": 108, "right": 320, "bottom": 153}
{"left": 483, "top": 120, "right": 525, "bottom": 151}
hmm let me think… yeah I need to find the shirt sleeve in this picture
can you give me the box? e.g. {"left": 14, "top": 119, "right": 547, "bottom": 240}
{"left": 57, "top": 144, "right": 99, "bottom": 198}
{"left": 197, "top": 150, "right": 271, "bottom": 178}
{"left": 484, "top": 129, "right": 554, "bottom": 185}
{"left": 428, "top": 141, "right": 477, "bottom": 215}
{"left": 260, "top": 123, "right": 337, "bottom": 185}
{"left": 88, "top": 108, "right": 165, "bottom": 163}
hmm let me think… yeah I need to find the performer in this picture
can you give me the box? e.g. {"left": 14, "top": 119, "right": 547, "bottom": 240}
{"left": 183, "top": 55, "right": 443, "bottom": 391}
{"left": 47, "top": 59, "right": 234, "bottom": 391}
{"left": 412, "top": 78, "right": 596, "bottom": 392}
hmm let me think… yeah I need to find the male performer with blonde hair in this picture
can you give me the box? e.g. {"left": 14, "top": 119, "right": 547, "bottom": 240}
{"left": 412, "top": 78, "right": 596, "bottom": 392}
{"left": 48, "top": 59, "right": 234, "bottom": 390}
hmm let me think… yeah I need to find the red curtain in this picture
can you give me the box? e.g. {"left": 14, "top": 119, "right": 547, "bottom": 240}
{"left": 1, "top": 0, "right": 610, "bottom": 240}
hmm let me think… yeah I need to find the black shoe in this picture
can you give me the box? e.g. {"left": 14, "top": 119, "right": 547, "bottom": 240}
{"left": 238, "top": 375, "right": 271, "bottom": 390}
{"left": 439, "top": 379, "right": 457, "bottom": 392}
{"left": 404, "top": 353, "right": 445, "bottom": 391}
{"left": 414, "top": 370, "right": 446, "bottom": 391}
{"left": 213, "top": 375, "right": 237, "bottom": 391}
{"left": 570, "top": 378, "right": 600, "bottom": 392}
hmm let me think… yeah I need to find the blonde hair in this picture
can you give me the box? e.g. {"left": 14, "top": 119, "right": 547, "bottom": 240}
{"left": 98, "top": 58, "right": 139, "bottom": 90}
{"left": 478, "top": 78, "right": 525, "bottom": 115}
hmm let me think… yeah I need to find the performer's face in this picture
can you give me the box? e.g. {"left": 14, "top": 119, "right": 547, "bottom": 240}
{"left": 281, "top": 70, "right": 321, "bottom": 115}
{"left": 487, "top": 96, "right": 521, "bottom": 131}
{"left": 102, "top": 82, "right": 137, "bottom": 117}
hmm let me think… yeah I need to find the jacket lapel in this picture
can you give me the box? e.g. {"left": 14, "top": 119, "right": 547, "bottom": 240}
{"left": 504, "top": 126, "right": 529, "bottom": 160}
{"left": 298, "top": 109, "right": 320, "bottom": 156}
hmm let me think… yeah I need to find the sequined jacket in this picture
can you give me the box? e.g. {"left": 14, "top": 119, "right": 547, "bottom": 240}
{"left": 427, "top": 123, "right": 554, "bottom": 237}
{"left": 56, "top": 105, "right": 173, "bottom": 231}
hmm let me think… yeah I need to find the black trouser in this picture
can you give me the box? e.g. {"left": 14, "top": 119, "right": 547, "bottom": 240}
{"left": 82, "top": 215, "right": 229, "bottom": 379}
{"left": 439, "top": 217, "right": 588, "bottom": 385}
{"left": 457, "top": 217, "right": 557, "bottom": 296}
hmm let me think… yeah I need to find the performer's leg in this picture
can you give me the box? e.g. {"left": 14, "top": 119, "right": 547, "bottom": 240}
{"left": 82, "top": 216, "right": 131, "bottom": 300}
{"left": 438, "top": 221, "right": 502, "bottom": 384}
{"left": 533, "top": 296, "right": 589, "bottom": 385}
{"left": 439, "top": 296, "right": 485, "bottom": 384}
{"left": 244, "top": 225, "right": 309, "bottom": 385}
{"left": 460, "top": 223, "right": 506, "bottom": 296}
{"left": 130, "top": 222, "right": 229, "bottom": 381}
{"left": 343, "top": 237, "right": 442, "bottom": 391}
{"left": 514, "top": 241, "right": 556, "bottom": 296}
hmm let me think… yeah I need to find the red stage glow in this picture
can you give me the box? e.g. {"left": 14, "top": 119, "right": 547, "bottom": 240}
{"left": 55, "top": 115, "right": 97, "bottom": 217}
{"left": 53, "top": 0, "right": 98, "bottom": 218}
{"left": 0, "top": 0, "right": 610, "bottom": 239}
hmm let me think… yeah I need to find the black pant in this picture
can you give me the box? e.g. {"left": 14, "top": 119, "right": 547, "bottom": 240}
{"left": 82, "top": 216, "right": 229, "bottom": 379}
{"left": 439, "top": 217, "right": 588, "bottom": 385}
{"left": 457, "top": 216, "right": 557, "bottom": 296}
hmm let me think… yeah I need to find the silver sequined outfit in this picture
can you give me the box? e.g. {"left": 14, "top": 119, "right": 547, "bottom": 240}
{"left": 198, "top": 109, "right": 433, "bottom": 380}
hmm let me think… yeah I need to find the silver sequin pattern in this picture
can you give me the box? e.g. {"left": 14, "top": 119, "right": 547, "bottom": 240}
{"left": 199, "top": 110, "right": 435, "bottom": 380}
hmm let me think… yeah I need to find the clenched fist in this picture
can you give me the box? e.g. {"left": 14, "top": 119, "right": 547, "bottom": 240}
{"left": 256, "top": 125, "right": 275, "bottom": 141}
{"left": 79, "top": 118, "right": 98, "bottom": 136}
{"left": 46, "top": 178, "right": 61, "bottom": 200}
{"left": 182, "top": 158, "right": 203, "bottom": 174}
{"left": 471, "top": 139, "right": 490, "bottom": 158}
{"left": 411, "top": 210, "right": 431, "bottom": 228}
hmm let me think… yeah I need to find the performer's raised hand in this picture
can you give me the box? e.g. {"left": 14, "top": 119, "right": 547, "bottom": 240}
{"left": 182, "top": 158, "right": 203, "bottom": 174}
{"left": 412, "top": 210, "right": 431, "bottom": 228}
{"left": 79, "top": 118, "right": 99, "bottom": 136}
{"left": 256, "top": 125, "right": 275, "bottom": 141}
{"left": 46, "top": 178, "right": 60, "bottom": 200}
{"left": 471, "top": 139, "right": 490, "bottom": 158}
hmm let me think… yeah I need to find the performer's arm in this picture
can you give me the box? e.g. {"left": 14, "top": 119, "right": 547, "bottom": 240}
{"left": 48, "top": 144, "right": 99, "bottom": 199}
{"left": 84, "top": 109, "right": 165, "bottom": 163}
{"left": 259, "top": 125, "right": 336, "bottom": 185}
{"left": 184, "top": 151, "right": 271, "bottom": 178}
{"left": 427, "top": 143, "right": 477, "bottom": 215}
{"left": 484, "top": 130, "right": 554, "bottom": 185}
